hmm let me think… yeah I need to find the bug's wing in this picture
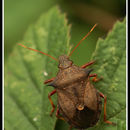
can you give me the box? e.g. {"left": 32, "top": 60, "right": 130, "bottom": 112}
{"left": 84, "top": 81, "right": 99, "bottom": 111}
{"left": 57, "top": 89, "right": 76, "bottom": 119}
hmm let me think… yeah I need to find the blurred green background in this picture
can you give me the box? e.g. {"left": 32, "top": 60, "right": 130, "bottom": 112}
{"left": 4, "top": 0, "right": 126, "bottom": 65}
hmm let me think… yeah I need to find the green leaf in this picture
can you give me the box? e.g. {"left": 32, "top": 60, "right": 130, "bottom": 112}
{"left": 87, "top": 19, "right": 126, "bottom": 130}
{"left": 5, "top": 6, "right": 70, "bottom": 130}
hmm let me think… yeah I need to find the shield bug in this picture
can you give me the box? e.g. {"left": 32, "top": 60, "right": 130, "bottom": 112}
{"left": 18, "top": 24, "right": 115, "bottom": 129}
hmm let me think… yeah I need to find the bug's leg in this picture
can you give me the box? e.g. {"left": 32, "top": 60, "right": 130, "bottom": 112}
{"left": 89, "top": 74, "right": 103, "bottom": 82}
{"left": 99, "top": 92, "right": 116, "bottom": 125}
{"left": 48, "top": 89, "right": 56, "bottom": 116}
{"left": 81, "top": 60, "right": 95, "bottom": 68}
{"left": 56, "top": 107, "right": 65, "bottom": 121}
{"left": 44, "top": 77, "right": 55, "bottom": 84}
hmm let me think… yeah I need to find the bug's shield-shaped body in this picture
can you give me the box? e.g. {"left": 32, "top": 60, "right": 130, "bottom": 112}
{"left": 50, "top": 55, "right": 102, "bottom": 129}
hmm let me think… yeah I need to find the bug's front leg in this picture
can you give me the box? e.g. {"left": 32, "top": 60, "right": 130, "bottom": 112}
{"left": 89, "top": 73, "right": 103, "bottom": 82}
{"left": 48, "top": 89, "right": 56, "bottom": 116}
{"left": 99, "top": 92, "right": 116, "bottom": 125}
{"left": 44, "top": 77, "right": 55, "bottom": 84}
{"left": 81, "top": 60, "right": 95, "bottom": 68}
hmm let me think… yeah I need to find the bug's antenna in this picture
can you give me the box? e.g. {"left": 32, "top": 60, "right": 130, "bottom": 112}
{"left": 18, "top": 43, "right": 58, "bottom": 62}
{"left": 68, "top": 24, "right": 98, "bottom": 57}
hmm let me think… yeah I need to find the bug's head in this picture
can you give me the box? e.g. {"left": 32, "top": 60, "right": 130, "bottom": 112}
{"left": 58, "top": 55, "right": 73, "bottom": 69}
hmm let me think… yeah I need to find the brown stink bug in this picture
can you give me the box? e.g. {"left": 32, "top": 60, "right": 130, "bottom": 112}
{"left": 18, "top": 24, "right": 115, "bottom": 129}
